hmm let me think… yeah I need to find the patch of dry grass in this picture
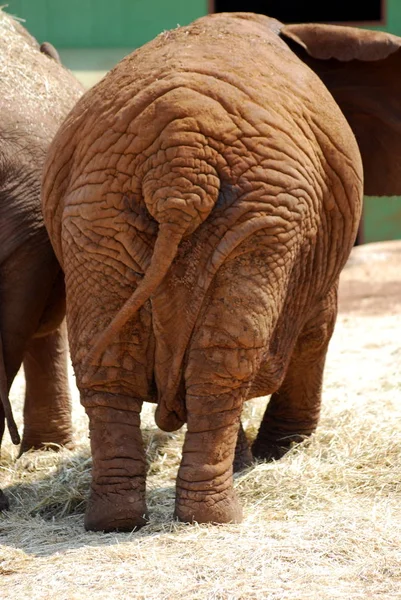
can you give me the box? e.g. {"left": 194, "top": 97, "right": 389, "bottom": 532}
{"left": 1, "top": 308, "right": 401, "bottom": 598}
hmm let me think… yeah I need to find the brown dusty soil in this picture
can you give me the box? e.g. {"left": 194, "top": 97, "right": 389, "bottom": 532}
{"left": 339, "top": 240, "right": 401, "bottom": 316}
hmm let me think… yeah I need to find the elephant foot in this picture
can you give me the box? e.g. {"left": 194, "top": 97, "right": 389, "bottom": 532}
{"left": 19, "top": 432, "right": 75, "bottom": 456}
{"left": 0, "top": 489, "right": 9, "bottom": 511}
{"left": 84, "top": 490, "right": 149, "bottom": 532}
{"left": 252, "top": 432, "right": 309, "bottom": 462}
{"left": 174, "top": 488, "right": 243, "bottom": 525}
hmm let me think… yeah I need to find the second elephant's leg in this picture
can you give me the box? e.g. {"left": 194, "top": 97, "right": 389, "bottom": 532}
{"left": 252, "top": 287, "right": 338, "bottom": 461}
{"left": 233, "top": 421, "right": 253, "bottom": 472}
{"left": 20, "top": 322, "right": 73, "bottom": 454}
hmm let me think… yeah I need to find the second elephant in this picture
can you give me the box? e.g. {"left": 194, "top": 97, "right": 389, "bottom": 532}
{"left": 0, "top": 11, "right": 83, "bottom": 476}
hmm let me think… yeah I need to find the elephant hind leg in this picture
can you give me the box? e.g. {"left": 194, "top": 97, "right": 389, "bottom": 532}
{"left": 83, "top": 399, "right": 148, "bottom": 532}
{"left": 175, "top": 390, "right": 244, "bottom": 525}
{"left": 176, "top": 342, "right": 264, "bottom": 523}
{"left": 252, "top": 286, "right": 338, "bottom": 461}
{"left": 175, "top": 262, "right": 274, "bottom": 524}
{"left": 20, "top": 322, "right": 73, "bottom": 454}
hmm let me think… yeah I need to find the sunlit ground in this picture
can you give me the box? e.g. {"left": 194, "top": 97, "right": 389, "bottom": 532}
{"left": 1, "top": 243, "right": 401, "bottom": 599}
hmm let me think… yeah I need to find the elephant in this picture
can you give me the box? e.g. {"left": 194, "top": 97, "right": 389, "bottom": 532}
{"left": 41, "top": 12, "right": 401, "bottom": 532}
{"left": 0, "top": 10, "right": 83, "bottom": 508}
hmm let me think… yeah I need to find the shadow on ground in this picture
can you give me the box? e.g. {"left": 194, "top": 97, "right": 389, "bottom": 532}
{"left": 0, "top": 423, "right": 260, "bottom": 557}
{"left": 0, "top": 428, "right": 188, "bottom": 555}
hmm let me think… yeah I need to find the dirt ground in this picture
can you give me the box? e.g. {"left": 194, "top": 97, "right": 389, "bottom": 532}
{"left": 339, "top": 240, "right": 401, "bottom": 316}
{"left": 1, "top": 240, "right": 401, "bottom": 599}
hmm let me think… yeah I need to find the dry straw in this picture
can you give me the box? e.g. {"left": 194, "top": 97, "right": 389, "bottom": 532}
{"left": 1, "top": 254, "right": 401, "bottom": 597}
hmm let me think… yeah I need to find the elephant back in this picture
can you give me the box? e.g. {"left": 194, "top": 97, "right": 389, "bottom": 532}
{"left": 0, "top": 9, "right": 83, "bottom": 144}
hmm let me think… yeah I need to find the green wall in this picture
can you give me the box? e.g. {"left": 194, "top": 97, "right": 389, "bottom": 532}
{"left": 373, "top": 0, "right": 401, "bottom": 35}
{"left": 365, "top": 0, "right": 401, "bottom": 242}
{"left": 5, "top": 0, "right": 401, "bottom": 48}
{"left": 4, "top": 0, "right": 207, "bottom": 48}
{"left": 363, "top": 197, "right": 401, "bottom": 243}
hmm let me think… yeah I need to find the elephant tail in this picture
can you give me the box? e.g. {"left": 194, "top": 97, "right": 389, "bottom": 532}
{"left": 84, "top": 224, "right": 183, "bottom": 369}
{"left": 0, "top": 332, "right": 21, "bottom": 445}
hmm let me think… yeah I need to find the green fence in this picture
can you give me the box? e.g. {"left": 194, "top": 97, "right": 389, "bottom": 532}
{"left": 5, "top": 0, "right": 207, "bottom": 48}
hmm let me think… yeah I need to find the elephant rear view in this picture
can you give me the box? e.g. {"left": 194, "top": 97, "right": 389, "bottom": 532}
{"left": 42, "top": 12, "right": 401, "bottom": 532}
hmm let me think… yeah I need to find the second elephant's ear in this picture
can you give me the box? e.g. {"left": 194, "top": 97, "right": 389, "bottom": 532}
{"left": 280, "top": 23, "right": 401, "bottom": 196}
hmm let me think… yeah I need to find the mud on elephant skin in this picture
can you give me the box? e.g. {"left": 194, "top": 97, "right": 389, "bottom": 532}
{"left": 0, "top": 8, "right": 83, "bottom": 504}
{"left": 42, "top": 12, "right": 401, "bottom": 532}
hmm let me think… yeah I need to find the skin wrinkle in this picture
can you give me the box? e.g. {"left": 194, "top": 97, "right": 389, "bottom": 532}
{"left": 41, "top": 105, "right": 90, "bottom": 245}
{"left": 187, "top": 375, "right": 252, "bottom": 395}
{"left": 64, "top": 215, "right": 152, "bottom": 276}
{"left": 177, "top": 472, "right": 233, "bottom": 489}
{"left": 75, "top": 73, "right": 316, "bottom": 185}
{"left": 323, "top": 157, "right": 356, "bottom": 216}
{"left": 177, "top": 467, "right": 236, "bottom": 488}
{"left": 316, "top": 133, "right": 360, "bottom": 195}
{"left": 133, "top": 69, "right": 298, "bottom": 140}
{"left": 67, "top": 230, "right": 147, "bottom": 277}
{"left": 63, "top": 244, "right": 130, "bottom": 286}
{"left": 127, "top": 84, "right": 240, "bottom": 139}
{"left": 87, "top": 377, "right": 152, "bottom": 397}
{"left": 235, "top": 158, "right": 322, "bottom": 206}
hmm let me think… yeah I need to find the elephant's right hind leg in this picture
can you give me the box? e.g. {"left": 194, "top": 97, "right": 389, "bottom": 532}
{"left": 175, "top": 387, "right": 244, "bottom": 526}
{"left": 176, "top": 325, "right": 265, "bottom": 523}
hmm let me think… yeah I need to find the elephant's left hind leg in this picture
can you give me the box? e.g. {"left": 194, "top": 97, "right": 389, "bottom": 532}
{"left": 20, "top": 322, "right": 73, "bottom": 454}
{"left": 252, "top": 286, "right": 338, "bottom": 461}
{"left": 83, "top": 399, "right": 148, "bottom": 532}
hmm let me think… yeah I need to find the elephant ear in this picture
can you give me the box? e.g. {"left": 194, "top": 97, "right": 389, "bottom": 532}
{"left": 280, "top": 23, "right": 401, "bottom": 196}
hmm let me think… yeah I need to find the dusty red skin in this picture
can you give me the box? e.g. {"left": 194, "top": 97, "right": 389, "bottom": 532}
{"left": 42, "top": 12, "right": 401, "bottom": 532}
{"left": 0, "top": 8, "right": 84, "bottom": 507}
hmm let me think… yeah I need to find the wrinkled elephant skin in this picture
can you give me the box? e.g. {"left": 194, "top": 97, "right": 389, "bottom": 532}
{"left": 42, "top": 12, "right": 401, "bottom": 531}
